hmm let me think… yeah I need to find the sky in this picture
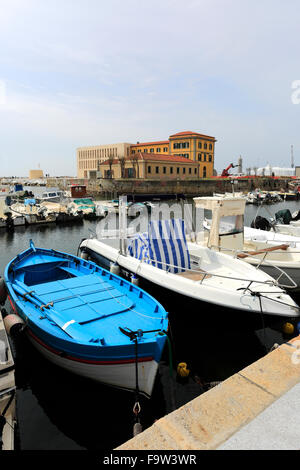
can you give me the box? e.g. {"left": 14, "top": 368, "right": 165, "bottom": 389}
{"left": 0, "top": 0, "right": 300, "bottom": 176}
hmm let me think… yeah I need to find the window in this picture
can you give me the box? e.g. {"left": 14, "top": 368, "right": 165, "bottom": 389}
{"left": 128, "top": 168, "right": 134, "bottom": 178}
{"left": 148, "top": 166, "right": 151, "bottom": 173}
{"left": 132, "top": 150, "right": 135, "bottom": 154}
{"left": 198, "top": 154, "right": 201, "bottom": 161}
{"left": 170, "top": 167, "right": 173, "bottom": 174}
{"left": 203, "top": 166, "right": 207, "bottom": 177}
{"left": 204, "top": 154, "right": 207, "bottom": 161}
{"left": 183, "top": 167, "right": 186, "bottom": 174}
{"left": 156, "top": 148, "right": 161, "bottom": 152}
{"left": 189, "top": 167, "right": 192, "bottom": 174}
{"left": 209, "top": 155, "right": 212, "bottom": 162}
{"left": 198, "top": 142, "right": 202, "bottom": 149}
{"left": 174, "top": 142, "right": 189, "bottom": 149}
{"left": 177, "top": 167, "right": 180, "bottom": 174}
{"left": 150, "top": 148, "right": 154, "bottom": 153}
{"left": 144, "top": 149, "right": 148, "bottom": 153}
{"left": 163, "top": 147, "right": 168, "bottom": 152}
{"left": 209, "top": 143, "right": 212, "bottom": 150}
{"left": 163, "top": 167, "right": 166, "bottom": 174}
{"left": 156, "top": 166, "right": 159, "bottom": 174}
{"left": 204, "top": 143, "right": 207, "bottom": 149}
{"left": 194, "top": 167, "right": 197, "bottom": 174}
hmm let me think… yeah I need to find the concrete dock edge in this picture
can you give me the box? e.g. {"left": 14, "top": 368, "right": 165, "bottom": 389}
{"left": 116, "top": 335, "right": 300, "bottom": 450}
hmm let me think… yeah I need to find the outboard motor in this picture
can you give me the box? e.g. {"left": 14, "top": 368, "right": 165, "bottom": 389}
{"left": 275, "top": 209, "right": 292, "bottom": 225}
{"left": 251, "top": 216, "right": 271, "bottom": 231}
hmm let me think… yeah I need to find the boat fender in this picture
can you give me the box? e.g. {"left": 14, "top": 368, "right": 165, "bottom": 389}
{"left": 0, "top": 278, "right": 7, "bottom": 305}
{"left": 3, "top": 313, "right": 25, "bottom": 337}
{"left": 177, "top": 362, "right": 190, "bottom": 378}
{"left": 133, "top": 422, "right": 142, "bottom": 437}
{"left": 282, "top": 322, "right": 294, "bottom": 335}
{"left": 110, "top": 262, "right": 120, "bottom": 275}
{"left": 130, "top": 274, "right": 139, "bottom": 286}
{"left": 80, "top": 250, "right": 89, "bottom": 260}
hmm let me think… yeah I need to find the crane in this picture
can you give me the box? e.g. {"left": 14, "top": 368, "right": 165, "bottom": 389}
{"left": 221, "top": 163, "right": 238, "bottom": 177}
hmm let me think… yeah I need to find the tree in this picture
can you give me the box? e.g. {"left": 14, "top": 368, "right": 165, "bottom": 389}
{"left": 131, "top": 154, "right": 139, "bottom": 178}
{"left": 118, "top": 155, "right": 126, "bottom": 178}
{"left": 108, "top": 155, "right": 114, "bottom": 178}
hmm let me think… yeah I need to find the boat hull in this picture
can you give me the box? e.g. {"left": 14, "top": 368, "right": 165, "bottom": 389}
{"left": 27, "top": 329, "right": 158, "bottom": 397}
{"left": 83, "top": 246, "right": 299, "bottom": 328}
{"left": 80, "top": 237, "right": 300, "bottom": 319}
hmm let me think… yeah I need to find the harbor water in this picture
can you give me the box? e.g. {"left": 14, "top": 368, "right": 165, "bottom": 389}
{"left": 1, "top": 191, "right": 300, "bottom": 450}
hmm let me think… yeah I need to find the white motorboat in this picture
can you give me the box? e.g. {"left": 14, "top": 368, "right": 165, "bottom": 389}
{"left": 198, "top": 196, "right": 300, "bottom": 292}
{"left": 10, "top": 202, "right": 57, "bottom": 225}
{"left": 79, "top": 216, "right": 299, "bottom": 320}
{"left": 39, "top": 188, "right": 64, "bottom": 203}
{"left": 250, "top": 207, "right": 300, "bottom": 237}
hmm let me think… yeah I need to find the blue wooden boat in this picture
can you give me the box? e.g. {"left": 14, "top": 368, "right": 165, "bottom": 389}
{"left": 4, "top": 241, "right": 168, "bottom": 397}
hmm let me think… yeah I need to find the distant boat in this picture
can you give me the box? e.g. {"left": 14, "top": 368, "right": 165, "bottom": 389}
{"left": 39, "top": 188, "right": 65, "bottom": 203}
{"left": 4, "top": 242, "right": 168, "bottom": 397}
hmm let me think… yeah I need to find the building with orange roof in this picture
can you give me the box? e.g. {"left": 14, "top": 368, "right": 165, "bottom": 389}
{"left": 99, "top": 152, "right": 199, "bottom": 180}
{"left": 130, "top": 131, "right": 216, "bottom": 178}
{"left": 76, "top": 130, "right": 216, "bottom": 179}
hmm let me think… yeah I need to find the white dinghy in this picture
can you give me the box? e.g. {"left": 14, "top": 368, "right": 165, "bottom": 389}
{"left": 79, "top": 215, "right": 299, "bottom": 319}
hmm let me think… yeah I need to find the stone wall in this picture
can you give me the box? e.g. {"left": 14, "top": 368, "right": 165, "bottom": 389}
{"left": 47, "top": 177, "right": 290, "bottom": 199}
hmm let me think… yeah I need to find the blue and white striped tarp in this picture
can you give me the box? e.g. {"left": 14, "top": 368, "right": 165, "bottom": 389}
{"left": 127, "top": 232, "right": 151, "bottom": 263}
{"left": 148, "top": 219, "right": 191, "bottom": 273}
{"left": 127, "top": 219, "right": 191, "bottom": 274}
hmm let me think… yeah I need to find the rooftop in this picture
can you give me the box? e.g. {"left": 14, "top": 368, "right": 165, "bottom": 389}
{"left": 169, "top": 131, "right": 216, "bottom": 140}
{"left": 131, "top": 140, "right": 169, "bottom": 147}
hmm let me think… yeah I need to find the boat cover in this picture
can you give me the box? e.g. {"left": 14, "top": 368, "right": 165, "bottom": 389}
{"left": 128, "top": 219, "right": 191, "bottom": 274}
{"left": 275, "top": 209, "right": 292, "bottom": 225}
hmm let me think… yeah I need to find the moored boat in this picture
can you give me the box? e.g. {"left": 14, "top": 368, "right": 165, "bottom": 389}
{"left": 4, "top": 241, "right": 168, "bottom": 397}
{"left": 79, "top": 218, "right": 300, "bottom": 320}
{"left": 199, "top": 196, "right": 300, "bottom": 292}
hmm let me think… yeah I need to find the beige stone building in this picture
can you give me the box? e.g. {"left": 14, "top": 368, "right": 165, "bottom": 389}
{"left": 99, "top": 152, "right": 199, "bottom": 179}
{"left": 29, "top": 169, "right": 44, "bottom": 179}
{"left": 77, "top": 143, "right": 133, "bottom": 178}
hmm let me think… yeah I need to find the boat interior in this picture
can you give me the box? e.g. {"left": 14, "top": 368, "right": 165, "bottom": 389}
{"left": 9, "top": 248, "right": 166, "bottom": 345}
